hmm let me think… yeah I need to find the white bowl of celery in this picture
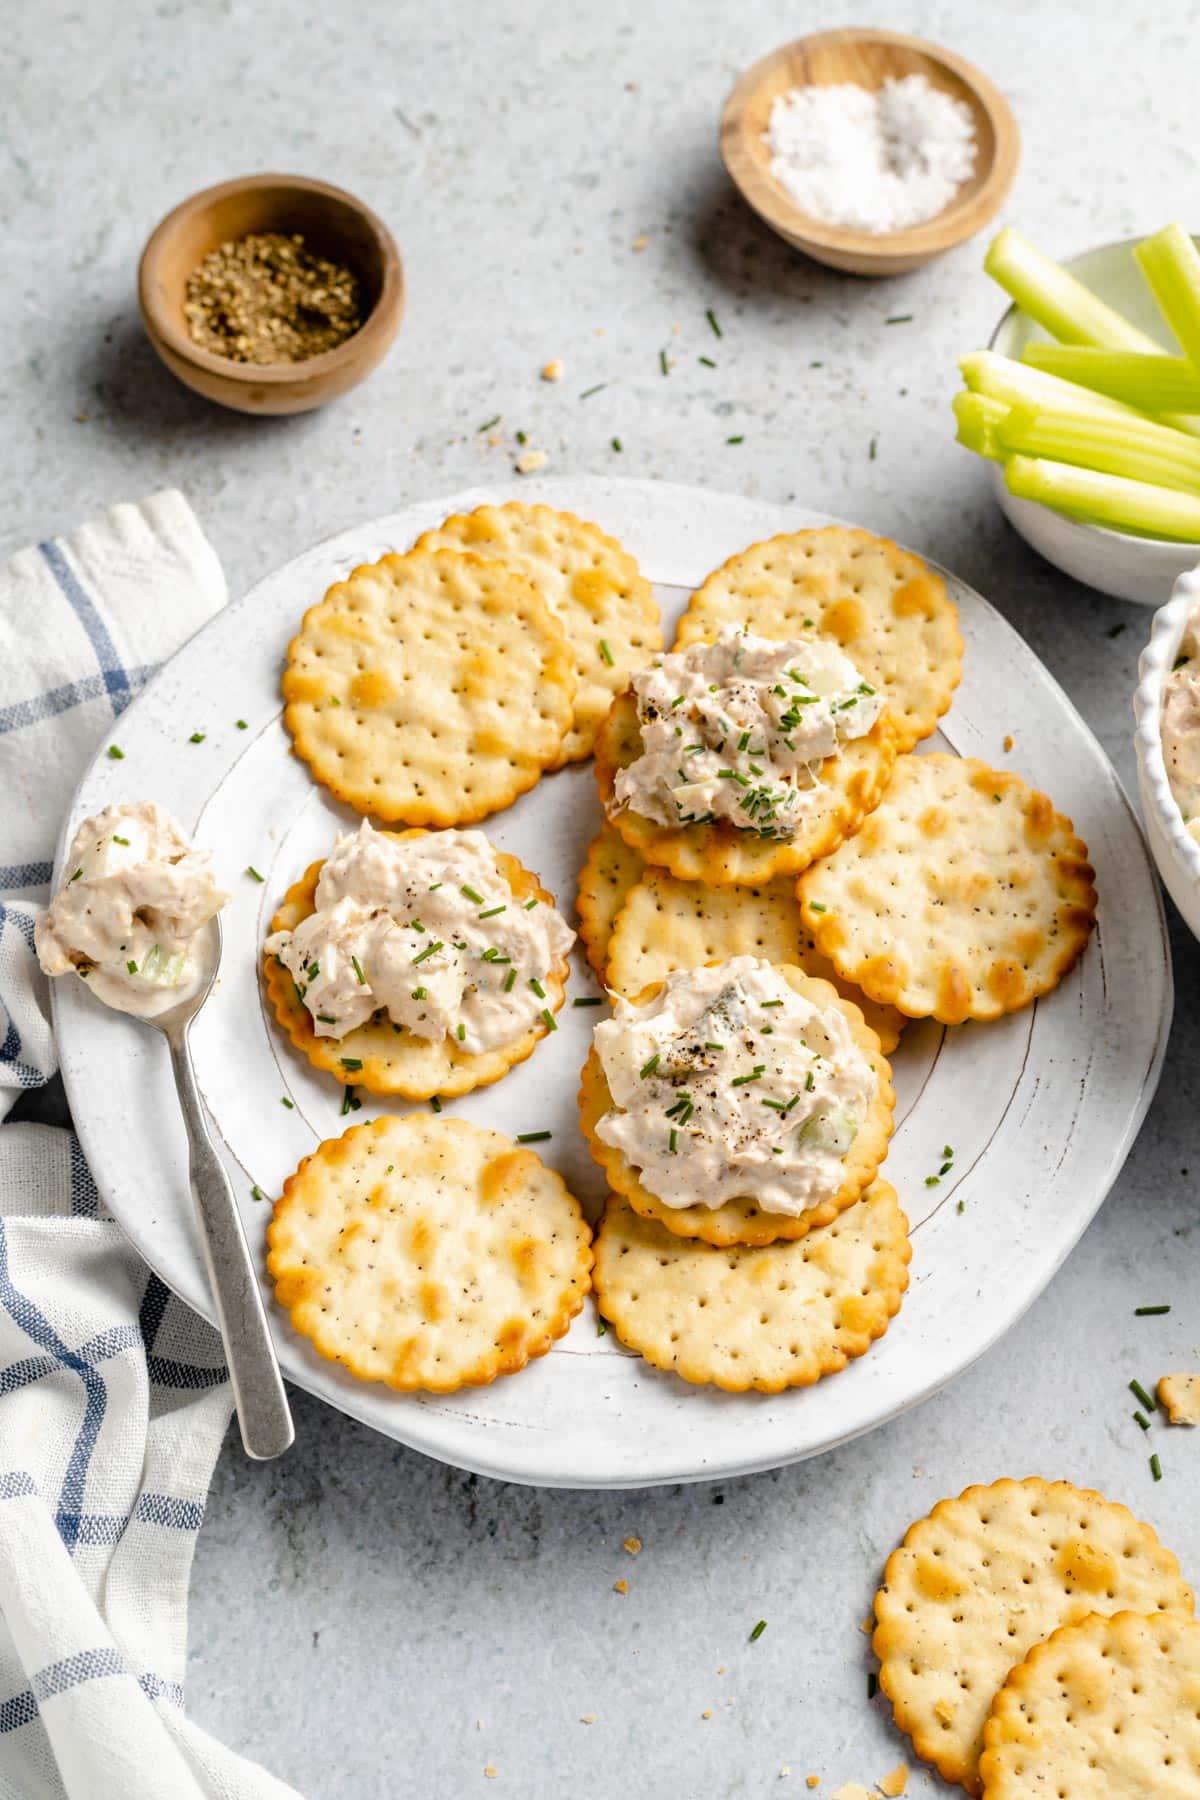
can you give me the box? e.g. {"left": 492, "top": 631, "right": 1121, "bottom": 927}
{"left": 958, "top": 223, "right": 1200, "bottom": 604}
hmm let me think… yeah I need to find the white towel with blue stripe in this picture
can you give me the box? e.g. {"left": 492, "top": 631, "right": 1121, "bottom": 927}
{"left": 0, "top": 494, "right": 301, "bottom": 1799}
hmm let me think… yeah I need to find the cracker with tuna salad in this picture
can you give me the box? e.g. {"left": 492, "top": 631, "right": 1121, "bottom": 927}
{"left": 675, "top": 526, "right": 962, "bottom": 754}
{"left": 873, "top": 1477, "right": 1194, "bottom": 1795}
{"left": 593, "top": 1179, "right": 909, "bottom": 1392}
{"left": 798, "top": 753, "right": 1097, "bottom": 1023}
{"left": 412, "top": 501, "right": 661, "bottom": 763}
{"left": 605, "top": 863, "right": 904, "bottom": 1054}
{"left": 282, "top": 547, "right": 575, "bottom": 824}
{"left": 578, "top": 960, "right": 894, "bottom": 1248}
{"left": 268, "top": 1115, "right": 593, "bottom": 1393}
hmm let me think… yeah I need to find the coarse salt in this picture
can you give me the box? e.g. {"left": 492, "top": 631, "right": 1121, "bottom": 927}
{"left": 763, "top": 75, "right": 975, "bottom": 235}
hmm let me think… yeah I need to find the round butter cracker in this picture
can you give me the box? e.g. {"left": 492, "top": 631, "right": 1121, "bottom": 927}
{"left": 980, "top": 1610, "right": 1200, "bottom": 1799}
{"left": 268, "top": 1114, "right": 593, "bottom": 1393}
{"left": 282, "top": 548, "right": 575, "bottom": 825}
{"left": 263, "top": 832, "right": 569, "bottom": 1100}
{"left": 595, "top": 689, "right": 897, "bottom": 887}
{"left": 674, "top": 525, "right": 962, "bottom": 753}
{"left": 798, "top": 753, "right": 1098, "bottom": 1023}
{"left": 874, "top": 1476, "right": 1194, "bottom": 1795}
{"left": 605, "top": 864, "right": 904, "bottom": 1054}
{"left": 593, "top": 1180, "right": 909, "bottom": 1393}
{"left": 577, "top": 965, "right": 895, "bottom": 1247}
{"left": 575, "top": 823, "right": 644, "bottom": 979}
{"left": 412, "top": 502, "right": 661, "bottom": 764}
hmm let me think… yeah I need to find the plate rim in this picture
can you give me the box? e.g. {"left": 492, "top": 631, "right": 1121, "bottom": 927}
{"left": 53, "top": 476, "right": 1173, "bottom": 1488}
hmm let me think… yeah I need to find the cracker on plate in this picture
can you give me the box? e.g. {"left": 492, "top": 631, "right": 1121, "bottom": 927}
{"left": 1159, "top": 1372, "right": 1200, "bottom": 1424}
{"left": 873, "top": 1477, "right": 1194, "bottom": 1795}
{"left": 575, "top": 823, "right": 644, "bottom": 978}
{"left": 605, "top": 863, "right": 904, "bottom": 1054}
{"left": 263, "top": 833, "right": 569, "bottom": 1100}
{"left": 799, "top": 753, "right": 1098, "bottom": 1024}
{"left": 979, "top": 1610, "right": 1200, "bottom": 1799}
{"left": 282, "top": 548, "right": 575, "bottom": 824}
{"left": 577, "top": 966, "right": 895, "bottom": 1247}
{"left": 674, "top": 526, "right": 962, "bottom": 754}
{"left": 593, "top": 1179, "right": 909, "bottom": 1392}
{"left": 595, "top": 690, "right": 897, "bottom": 887}
{"left": 411, "top": 502, "right": 661, "bottom": 764}
{"left": 268, "top": 1114, "right": 593, "bottom": 1392}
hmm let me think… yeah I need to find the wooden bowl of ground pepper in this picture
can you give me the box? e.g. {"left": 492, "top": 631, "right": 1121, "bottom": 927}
{"left": 138, "top": 173, "right": 403, "bottom": 415}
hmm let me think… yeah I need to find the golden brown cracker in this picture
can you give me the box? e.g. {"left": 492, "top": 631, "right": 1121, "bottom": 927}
{"left": 874, "top": 1477, "right": 1194, "bottom": 1795}
{"left": 595, "top": 690, "right": 897, "bottom": 887}
{"left": 577, "top": 966, "right": 895, "bottom": 1247}
{"left": 798, "top": 754, "right": 1097, "bottom": 1023}
{"left": 592, "top": 1180, "right": 909, "bottom": 1392}
{"left": 282, "top": 548, "right": 575, "bottom": 824}
{"left": 575, "top": 824, "right": 644, "bottom": 978}
{"left": 412, "top": 502, "right": 661, "bottom": 762}
{"left": 267, "top": 1114, "right": 592, "bottom": 1392}
{"left": 263, "top": 833, "right": 569, "bottom": 1100}
{"left": 675, "top": 526, "right": 962, "bottom": 753}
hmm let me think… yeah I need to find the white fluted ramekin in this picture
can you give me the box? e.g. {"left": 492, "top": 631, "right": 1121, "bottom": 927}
{"left": 1134, "top": 562, "right": 1200, "bottom": 937}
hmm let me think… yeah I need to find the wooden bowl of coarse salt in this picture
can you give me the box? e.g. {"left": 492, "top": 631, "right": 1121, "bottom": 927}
{"left": 720, "top": 28, "right": 1019, "bottom": 277}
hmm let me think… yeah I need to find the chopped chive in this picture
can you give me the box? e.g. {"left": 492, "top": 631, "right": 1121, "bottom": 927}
{"left": 515, "top": 429, "right": 527, "bottom": 445}
{"left": 340, "top": 1057, "right": 364, "bottom": 1073}
{"left": 726, "top": 434, "right": 744, "bottom": 445}
{"left": 517, "top": 1130, "right": 552, "bottom": 1143}
{"left": 598, "top": 638, "right": 615, "bottom": 667}
{"left": 956, "top": 1198, "right": 965, "bottom": 1213}
{"left": 540, "top": 1008, "right": 557, "bottom": 1032}
{"left": 430, "top": 1095, "right": 442, "bottom": 1112}
{"left": 738, "top": 730, "right": 750, "bottom": 750}
{"left": 597, "top": 1317, "right": 607, "bottom": 1336}
{"left": 316, "top": 1013, "right": 336, "bottom": 1023}
{"left": 456, "top": 1023, "right": 466, "bottom": 1041}
{"left": 760, "top": 999, "right": 783, "bottom": 1008}
{"left": 869, "top": 436, "right": 877, "bottom": 461}
{"left": 867, "top": 1673, "right": 877, "bottom": 1699}
{"left": 351, "top": 954, "right": 366, "bottom": 983}
{"left": 640, "top": 1053, "right": 660, "bottom": 1079}
{"left": 1130, "top": 1379, "right": 1157, "bottom": 1412}
{"left": 478, "top": 904, "right": 506, "bottom": 919}
{"left": 524, "top": 897, "right": 538, "bottom": 910}
{"left": 281, "top": 1096, "right": 294, "bottom": 1109}
{"left": 573, "top": 995, "right": 603, "bottom": 1007}
{"left": 1107, "top": 622, "right": 1127, "bottom": 639}
{"left": 1135, "top": 1305, "right": 1171, "bottom": 1316}
{"left": 504, "top": 968, "right": 517, "bottom": 992}
{"left": 809, "top": 902, "right": 826, "bottom": 913}
{"left": 251, "top": 1184, "right": 264, "bottom": 1202}
{"left": 529, "top": 977, "right": 546, "bottom": 999}
{"left": 236, "top": 718, "right": 248, "bottom": 729}
{"left": 761, "top": 1097, "right": 787, "bottom": 1112}
{"left": 429, "top": 881, "right": 442, "bottom": 891}
{"left": 246, "top": 865, "right": 264, "bottom": 882}
{"left": 668, "top": 1128, "right": 678, "bottom": 1153}
{"left": 810, "top": 360, "right": 824, "bottom": 368}
{"left": 805, "top": 1071, "right": 815, "bottom": 1091}
{"left": 611, "top": 437, "right": 623, "bottom": 453}
{"left": 925, "top": 1175, "right": 940, "bottom": 1187}
{"left": 411, "top": 986, "right": 427, "bottom": 1001}
{"left": 885, "top": 313, "right": 913, "bottom": 325}
{"left": 412, "top": 941, "right": 442, "bottom": 966}
{"left": 107, "top": 744, "right": 124, "bottom": 760}
{"left": 69, "top": 868, "right": 83, "bottom": 882}
{"left": 189, "top": 731, "right": 205, "bottom": 744}
{"left": 942, "top": 1145, "right": 954, "bottom": 1159}
{"left": 126, "top": 959, "right": 138, "bottom": 974}
{"left": 411, "top": 920, "right": 426, "bottom": 932}
{"left": 939, "top": 1160, "right": 953, "bottom": 1177}
{"left": 749, "top": 1620, "right": 767, "bottom": 1643}
{"left": 1133, "top": 1410, "right": 1151, "bottom": 1431}
{"left": 731, "top": 1065, "right": 765, "bottom": 1087}
{"left": 579, "top": 383, "right": 607, "bottom": 399}
{"left": 460, "top": 884, "right": 484, "bottom": 904}
{"left": 705, "top": 308, "right": 722, "bottom": 338}
{"left": 698, "top": 354, "right": 716, "bottom": 368}
{"left": 704, "top": 1041, "right": 723, "bottom": 1052}
{"left": 1151, "top": 1453, "right": 1163, "bottom": 1482}
{"left": 477, "top": 414, "right": 501, "bottom": 432}
{"left": 659, "top": 349, "right": 669, "bottom": 376}
{"left": 111, "top": 834, "right": 130, "bottom": 846}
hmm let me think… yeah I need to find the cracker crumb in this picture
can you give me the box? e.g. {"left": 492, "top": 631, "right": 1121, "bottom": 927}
{"left": 877, "top": 1766, "right": 908, "bottom": 1798}
{"left": 515, "top": 449, "right": 548, "bottom": 475}
{"left": 541, "top": 359, "right": 564, "bottom": 382}
{"left": 484, "top": 1767, "right": 498, "bottom": 1781}
{"left": 832, "top": 1787, "right": 872, "bottom": 1800}
{"left": 807, "top": 1780, "right": 820, "bottom": 1791}
{"left": 859, "top": 1615, "right": 874, "bottom": 1635}
{"left": 580, "top": 1712, "right": 597, "bottom": 1724}
{"left": 1159, "top": 1372, "right": 1200, "bottom": 1423}
{"left": 74, "top": 410, "right": 90, "bottom": 424}
{"left": 933, "top": 1697, "right": 954, "bottom": 1726}
{"left": 613, "top": 1578, "right": 629, "bottom": 1595}
{"left": 717, "top": 1665, "right": 726, "bottom": 1676}
{"left": 632, "top": 234, "right": 649, "bottom": 252}
{"left": 701, "top": 1709, "right": 713, "bottom": 1720}
{"left": 778, "top": 1770, "right": 791, "bottom": 1781}
{"left": 1003, "top": 732, "right": 1014, "bottom": 752}
{"left": 623, "top": 1535, "right": 642, "bottom": 1555}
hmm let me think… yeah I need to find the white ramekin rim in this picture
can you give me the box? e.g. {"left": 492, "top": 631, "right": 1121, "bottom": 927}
{"left": 1133, "top": 561, "right": 1200, "bottom": 889}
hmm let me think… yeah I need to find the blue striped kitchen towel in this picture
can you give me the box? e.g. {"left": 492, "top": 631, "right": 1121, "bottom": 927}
{"left": 0, "top": 494, "right": 300, "bottom": 1800}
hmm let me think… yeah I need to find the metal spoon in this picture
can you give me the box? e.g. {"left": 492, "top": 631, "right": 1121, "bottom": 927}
{"left": 142, "top": 915, "right": 294, "bottom": 1460}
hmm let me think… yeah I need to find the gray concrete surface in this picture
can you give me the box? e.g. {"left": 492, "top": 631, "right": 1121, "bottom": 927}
{"left": 4, "top": 0, "right": 1199, "bottom": 1793}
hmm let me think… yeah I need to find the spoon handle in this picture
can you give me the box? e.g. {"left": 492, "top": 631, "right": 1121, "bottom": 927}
{"left": 167, "top": 1029, "right": 295, "bottom": 1460}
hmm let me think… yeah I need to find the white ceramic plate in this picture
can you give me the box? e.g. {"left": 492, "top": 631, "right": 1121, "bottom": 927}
{"left": 54, "top": 478, "right": 1170, "bottom": 1489}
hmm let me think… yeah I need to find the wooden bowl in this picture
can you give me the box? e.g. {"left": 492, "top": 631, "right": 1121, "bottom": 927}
{"left": 720, "top": 29, "right": 1019, "bottom": 277}
{"left": 138, "top": 173, "right": 404, "bottom": 415}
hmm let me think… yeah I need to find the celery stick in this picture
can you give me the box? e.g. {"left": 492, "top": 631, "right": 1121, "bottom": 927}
{"left": 1134, "top": 224, "right": 1200, "bottom": 367}
{"left": 953, "top": 391, "right": 1007, "bottom": 460}
{"left": 1022, "top": 345, "right": 1200, "bottom": 412}
{"left": 1005, "top": 454, "right": 1200, "bottom": 541}
{"left": 985, "top": 228, "right": 1159, "bottom": 350}
{"left": 997, "top": 404, "right": 1200, "bottom": 495}
{"left": 960, "top": 350, "right": 1143, "bottom": 422}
